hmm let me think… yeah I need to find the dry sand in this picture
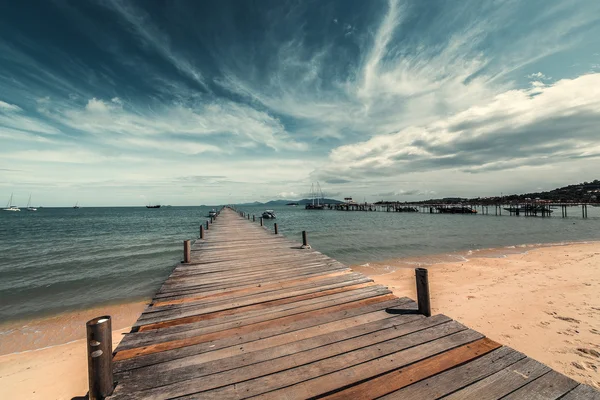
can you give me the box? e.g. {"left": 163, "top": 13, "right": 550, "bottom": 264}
{"left": 353, "top": 242, "right": 600, "bottom": 389}
{"left": 1, "top": 242, "right": 599, "bottom": 399}
{"left": 0, "top": 301, "right": 146, "bottom": 400}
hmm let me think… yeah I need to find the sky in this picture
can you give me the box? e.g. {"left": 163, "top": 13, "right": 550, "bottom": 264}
{"left": 1, "top": 0, "right": 600, "bottom": 206}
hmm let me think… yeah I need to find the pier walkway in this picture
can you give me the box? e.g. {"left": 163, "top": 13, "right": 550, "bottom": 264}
{"left": 108, "top": 208, "right": 599, "bottom": 399}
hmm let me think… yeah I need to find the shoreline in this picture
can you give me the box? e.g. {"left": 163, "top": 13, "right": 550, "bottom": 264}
{"left": 352, "top": 241, "right": 600, "bottom": 389}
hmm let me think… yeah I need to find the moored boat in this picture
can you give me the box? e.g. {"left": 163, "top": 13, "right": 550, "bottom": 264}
{"left": 3, "top": 193, "right": 21, "bottom": 212}
{"left": 209, "top": 209, "right": 217, "bottom": 217}
{"left": 26, "top": 194, "right": 37, "bottom": 211}
{"left": 262, "top": 210, "right": 276, "bottom": 219}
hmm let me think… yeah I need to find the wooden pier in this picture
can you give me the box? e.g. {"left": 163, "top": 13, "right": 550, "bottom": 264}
{"left": 103, "top": 207, "right": 599, "bottom": 399}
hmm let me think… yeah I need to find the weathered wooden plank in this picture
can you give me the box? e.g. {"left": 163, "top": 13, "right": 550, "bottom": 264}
{"left": 501, "top": 370, "right": 580, "bottom": 400}
{"left": 182, "top": 329, "right": 484, "bottom": 399}
{"left": 134, "top": 284, "right": 390, "bottom": 331}
{"left": 115, "top": 302, "right": 417, "bottom": 380}
{"left": 113, "top": 296, "right": 405, "bottom": 372}
{"left": 378, "top": 346, "right": 526, "bottom": 400}
{"left": 111, "top": 315, "right": 454, "bottom": 398}
{"left": 560, "top": 384, "right": 600, "bottom": 400}
{"left": 442, "top": 357, "right": 551, "bottom": 400}
{"left": 117, "top": 285, "right": 389, "bottom": 350}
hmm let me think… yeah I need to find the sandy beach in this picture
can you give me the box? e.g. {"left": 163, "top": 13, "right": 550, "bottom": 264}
{"left": 1, "top": 242, "right": 599, "bottom": 399}
{"left": 353, "top": 242, "right": 600, "bottom": 389}
{"left": 0, "top": 302, "right": 146, "bottom": 400}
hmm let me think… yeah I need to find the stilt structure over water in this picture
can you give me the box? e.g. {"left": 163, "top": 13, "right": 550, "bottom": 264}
{"left": 90, "top": 208, "right": 598, "bottom": 399}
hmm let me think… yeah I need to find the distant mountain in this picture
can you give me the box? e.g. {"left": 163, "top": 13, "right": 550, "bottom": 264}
{"left": 236, "top": 198, "right": 343, "bottom": 206}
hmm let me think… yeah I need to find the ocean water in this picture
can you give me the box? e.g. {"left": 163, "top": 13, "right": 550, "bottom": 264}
{"left": 1, "top": 205, "right": 599, "bottom": 322}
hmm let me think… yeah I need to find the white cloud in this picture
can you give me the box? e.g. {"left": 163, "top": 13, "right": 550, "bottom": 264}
{"left": 319, "top": 73, "right": 600, "bottom": 180}
{"left": 527, "top": 72, "right": 551, "bottom": 80}
{"left": 0, "top": 100, "right": 22, "bottom": 112}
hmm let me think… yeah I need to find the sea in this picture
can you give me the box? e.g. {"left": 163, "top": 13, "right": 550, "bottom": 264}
{"left": 1, "top": 204, "right": 599, "bottom": 323}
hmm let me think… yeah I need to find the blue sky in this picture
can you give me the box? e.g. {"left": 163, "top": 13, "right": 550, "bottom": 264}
{"left": 1, "top": 0, "right": 600, "bottom": 206}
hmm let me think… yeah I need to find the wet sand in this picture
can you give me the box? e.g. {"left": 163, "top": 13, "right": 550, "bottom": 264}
{"left": 352, "top": 242, "right": 600, "bottom": 389}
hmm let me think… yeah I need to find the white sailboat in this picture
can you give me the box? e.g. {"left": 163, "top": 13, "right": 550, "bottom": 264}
{"left": 3, "top": 193, "right": 21, "bottom": 212}
{"left": 26, "top": 194, "right": 37, "bottom": 211}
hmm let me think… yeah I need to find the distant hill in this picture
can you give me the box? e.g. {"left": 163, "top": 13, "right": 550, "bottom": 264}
{"left": 236, "top": 198, "right": 343, "bottom": 206}
{"left": 418, "top": 179, "right": 600, "bottom": 204}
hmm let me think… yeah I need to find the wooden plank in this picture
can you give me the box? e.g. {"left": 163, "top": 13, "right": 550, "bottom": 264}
{"left": 501, "top": 370, "right": 580, "bottom": 400}
{"left": 324, "top": 339, "right": 504, "bottom": 400}
{"left": 181, "top": 329, "right": 484, "bottom": 399}
{"left": 561, "top": 384, "right": 600, "bottom": 400}
{"left": 378, "top": 346, "right": 526, "bottom": 399}
{"left": 152, "top": 270, "right": 354, "bottom": 306}
{"left": 442, "top": 357, "right": 552, "bottom": 400}
{"left": 110, "top": 315, "right": 454, "bottom": 398}
{"left": 139, "top": 276, "right": 374, "bottom": 321}
{"left": 134, "top": 285, "right": 390, "bottom": 331}
{"left": 115, "top": 303, "right": 417, "bottom": 379}
{"left": 117, "top": 285, "right": 389, "bottom": 350}
{"left": 113, "top": 296, "right": 406, "bottom": 372}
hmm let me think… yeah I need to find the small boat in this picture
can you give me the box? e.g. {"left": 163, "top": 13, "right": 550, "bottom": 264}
{"left": 3, "top": 193, "right": 21, "bottom": 212}
{"left": 26, "top": 194, "right": 37, "bottom": 211}
{"left": 262, "top": 210, "right": 276, "bottom": 219}
{"left": 209, "top": 209, "right": 217, "bottom": 217}
{"left": 73, "top": 201, "right": 80, "bottom": 209}
{"left": 146, "top": 204, "right": 161, "bottom": 208}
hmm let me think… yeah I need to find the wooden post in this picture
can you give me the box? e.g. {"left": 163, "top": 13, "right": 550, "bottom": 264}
{"left": 183, "top": 240, "right": 191, "bottom": 263}
{"left": 260, "top": 217, "right": 263, "bottom": 226}
{"left": 415, "top": 268, "right": 431, "bottom": 317}
{"left": 253, "top": 215, "right": 255, "bottom": 222}
{"left": 200, "top": 225, "right": 204, "bottom": 239}
{"left": 206, "top": 221, "right": 209, "bottom": 230}
{"left": 302, "top": 230, "right": 308, "bottom": 246}
{"left": 86, "top": 316, "right": 113, "bottom": 400}
{"left": 274, "top": 223, "right": 278, "bottom": 234}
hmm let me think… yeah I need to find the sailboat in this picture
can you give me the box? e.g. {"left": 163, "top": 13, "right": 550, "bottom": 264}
{"left": 73, "top": 201, "right": 80, "bottom": 209}
{"left": 3, "top": 193, "right": 21, "bottom": 212}
{"left": 26, "top": 194, "right": 37, "bottom": 211}
{"left": 305, "top": 182, "right": 325, "bottom": 210}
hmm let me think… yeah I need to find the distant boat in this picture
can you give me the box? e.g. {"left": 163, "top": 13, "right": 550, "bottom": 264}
{"left": 73, "top": 201, "right": 80, "bottom": 209}
{"left": 3, "top": 193, "right": 21, "bottom": 212}
{"left": 146, "top": 204, "right": 161, "bottom": 209}
{"left": 305, "top": 182, "right": 325, "bottom": 210}
{"left": 26, "top": 194, "right": 37, "bottom": 211}
{"left": 286, "top": 202, "right": 299, "bottom": 206}
{"left": 262, "top": 210, "right": 276, "bottom": 219}
{"left": 208, "top": 209, "right": 217, "bottom": 217}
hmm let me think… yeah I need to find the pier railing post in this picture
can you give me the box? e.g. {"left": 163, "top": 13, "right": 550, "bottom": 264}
{"left": 200, "top": 225, "right": 204, "bottom": 239}
{"left": 301, "top": 230, "right": 311, "bottom": 249}
{"left": 206, "top": 221, "right": 209, "bottom": 230}
{"left": 260, "top": 217, "right": 263, "bottom": 226}
{"left": 86, "top": 316, "right": 113, "bottom": 400}
{"left": 415, "top": 268, "right": 431, "bottom": 317}
{"left": 274, "top": 223, "right": 278, "bottom": 234}
{"left": 183, "top": 240, "right": 191, "bottom": 263}
{"left": 253, "top": 215, "right": 255, "bottom": 222}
